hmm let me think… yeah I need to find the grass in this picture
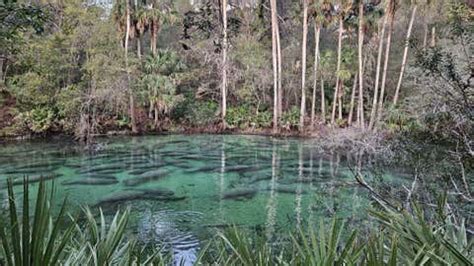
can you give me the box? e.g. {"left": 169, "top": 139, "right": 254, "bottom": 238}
{"left": 0, "top": 178, "right": 472, "bottom": 265}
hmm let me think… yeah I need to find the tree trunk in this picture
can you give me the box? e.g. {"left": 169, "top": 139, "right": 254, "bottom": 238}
{"left": 321, "top": 78, "right": 326, "bottom": 123}
{"left": 276, "top": 20, "right": 282, "bottom": 118}
{"left": 348, "top": 74, "right": 358, "bottom": 126}
{"left": 393, "top": 5, "right": 417, "bottom": 106}
{"left": 125, "top": 0, "right": 138, "bottom": 134}
{"left": 431, "top": 26, "right": 436, "bottom": 47}
{"left": 422, "top": 23, "right": 428, "bottom": 50}
{"left": 299, "top": 0, "right": 309, "bottom": 132}
{"left": 154, "top": 105, "right": 159, "bottom": 129}
{"left": 376, "top": 0, "right": 395, "bottom": 128}
{"left": 368, "top": 14, "right": 387, "bottom": 130}
{"left": 331, "top": 17, "right": 344, "bottom": 125}
{"left": 311, "top": 22, "right": 321, "bottom": 130}
{"left": 137, "top": 35, "right": 142, "bottom": 59}
{"left": 337, "top": 80, "right": 342, "bottom": 121}
{"left": 151, "top": 20, "right": 159, "bottom": 56}
{"left": 221, "top": 0, "right": 228, "bottom": 122}
{"left": 270, "top": 0, "right": 279, "bottom": 132}
{"left": 357, "top": 2, "right": 365, "bottom": 128}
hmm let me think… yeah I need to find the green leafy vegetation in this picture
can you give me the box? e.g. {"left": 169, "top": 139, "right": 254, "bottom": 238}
{"left": 0, "top": 178, "right": 471, "bottom": 265}
{"left": 0, "top": 0, "right": 470, "bottom": 139}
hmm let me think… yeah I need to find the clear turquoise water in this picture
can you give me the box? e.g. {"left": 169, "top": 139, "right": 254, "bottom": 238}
{"left": 0, "top": 134, "right": 406, "bottom": 264}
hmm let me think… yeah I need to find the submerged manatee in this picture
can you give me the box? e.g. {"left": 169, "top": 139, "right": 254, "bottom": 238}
{"left": 78, "top": 163, "right": 126, "bottom": 174}
{"left": 97, "top": 189, "right": 185, "bottom": 205}
{"left": 123, "top": 169, "right": 170, "bottom": 186}
{"left": 63, "top": 177, "right": 118, "bottom": 186}
{"left": 222, "top": 188, "right": 259, "bottom": 200}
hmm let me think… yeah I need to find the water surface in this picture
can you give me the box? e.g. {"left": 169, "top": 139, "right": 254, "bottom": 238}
{"left": 0, "top": 135, "right": 407, "bottom": 264}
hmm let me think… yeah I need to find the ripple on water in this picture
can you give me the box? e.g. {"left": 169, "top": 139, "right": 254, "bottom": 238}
{"left": 138, "top": 209, "right": 203, "bottom": 266}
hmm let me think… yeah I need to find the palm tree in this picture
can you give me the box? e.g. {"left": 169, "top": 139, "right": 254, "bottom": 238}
{"left": 376, "top": 0, "right": 396, "bottom": 129}
{"left": 142, "top": 51, "right": 183, "bottom": 129}
{"left": 134, "top": 5, "right": 148, "bottom": 59}
{"left": 144, "top": 1, "right": 178, "bottom": 56}
{"left": 320, "top": 50, "right": 336, "bottom": 124}
{"left": 368, "top": 6, "right": 388, "bottom": 130}
{"left": 310, "top": 0, "right": 332, "bottom": 130}
{"left": 299, "top": 0, "right": 309, "bottom": 132}
{"left": 330, "top": 1, "right": 353, "bottom": 125}
{"left": 393, "top": 0, "right": 418, "bottom": 106}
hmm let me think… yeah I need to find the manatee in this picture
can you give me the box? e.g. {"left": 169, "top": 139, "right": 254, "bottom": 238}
{"left": 128, "top": 164, "right": 165, "bottom": 175}
{"left": 134, "top": 187, "right": 175, "bottom": 197}
{"left": 123, "top": 169, "right": 170, "bottom": 186}
{"left": 97, "top": 190, "right": 185, "bottom": 205}
{"left": 249, "top": 175, "right": 273, "bottom": 184}
{"left": 222, "top": 188, "right": 259, "bottom": 200}
{"left": 79, "top": 174, "right": 117, "bottom": 180}
{"left": 63, "top": 177, "right": 118, "bottom": 186}
{"left": 78, "top": 163, "right": 126, "bottom": 174}
{"left": 225, "top": 165, "right": 260, "bottom": 174}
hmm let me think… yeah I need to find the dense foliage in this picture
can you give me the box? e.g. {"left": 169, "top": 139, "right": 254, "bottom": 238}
{"left": 0, "top": 0, "right": 471, "bottom": 139}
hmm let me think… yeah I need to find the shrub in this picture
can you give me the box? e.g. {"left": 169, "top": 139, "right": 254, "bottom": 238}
{"left": 225, "top": 106, "right": 272, "bottom": 129}
{"left": 280, "top": 107, "right": 300, "bottom": 130}
{"left": 14, "top": 106, "right": 56, "bottom": 134}
{"left": 172, "top": 99, "right": 219, "bottom": 127}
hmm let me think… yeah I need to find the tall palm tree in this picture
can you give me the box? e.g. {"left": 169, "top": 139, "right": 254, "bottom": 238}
{"left": 300, "top": 0, "right": 309, "bottom": 132}
{"left": 368, "top": 5, "right": 388, "bottom": 130}
{"left": 310, "top": 0, "right": 332, "bottom": 130}
{"left": 127, "top": 0, "right": 138, "bottom": 133}
{"left": 134, "top": 5, "right": 148, "bottom": 59}
{"left": 114, "top": 0, "right": 138, "bottom": 133}
{"left": 375, "top": 0, "right": 396, "bottom": 129}
{"left": 144, "top": 1, "right": 178, "bottom": 56}
{"left": 393, "top": 0, "right": 418, "bottom": 106}
{"left": 330, "top": 1, "right": 352, "bottom": 125}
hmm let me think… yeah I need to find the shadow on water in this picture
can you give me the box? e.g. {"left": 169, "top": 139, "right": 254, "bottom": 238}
{"left": 0, "top": 135, "right": 412, "bottom": 265}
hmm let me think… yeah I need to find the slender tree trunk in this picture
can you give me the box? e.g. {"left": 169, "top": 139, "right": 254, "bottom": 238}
{"left": 311, "top": 22, "right": 321, "bottom": 130}
{"left": 393, "top": 5, "right": 417, "bottom": 106}
{"left": 376, "top": 0, "right": 395, "bottom": 128}
{"left": 422, "top": 23, "right": 428, "bottom": 50}
{"left": 299, "top": 0, "right": 309, "bottom": 132}
{"left": 321, "top": 78, "right": 326, "bottom": 123}
{"left": 221, "top": 0, "right": 227, "bottom": 122}
{"left": 125, "top": 0, "right": 137, "bottom": 133}
{"left": 331, "top": 17, "right": 343, "bottom": 125}
{"left": 270, "top": 0, "right": 279, "bottom": 132}
{"left": 276, "top": 20, "right": 282, "bottom": 118}
{"left": 137, "top": 36, "right": 142, "bottom": 59}
{"left": 151, "top": 20, "right": 158, "bottom": 56}
{"left": 0, "top": 59, "right": 4, "bottom": 85}
{"left": 337, "top": 80, "right": 342, "bottom": 121}
{"left": 368, "top": 14, "right": 387, "bottom": 130}
{"left": 431, "top": 26, "right": 436, "bottom": 47}
{"left": 154, "top": 105, "right": 159, "bottom": 128}
{"left": 348, "top": 74, "right": 358, "bottom": 126}
{"left": 358, "top": 3, "right": 365, "bottom": 128}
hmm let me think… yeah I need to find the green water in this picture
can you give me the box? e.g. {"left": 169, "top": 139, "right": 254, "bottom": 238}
{"left": 0, "top": 134, "right": 407, "bottom": 264}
